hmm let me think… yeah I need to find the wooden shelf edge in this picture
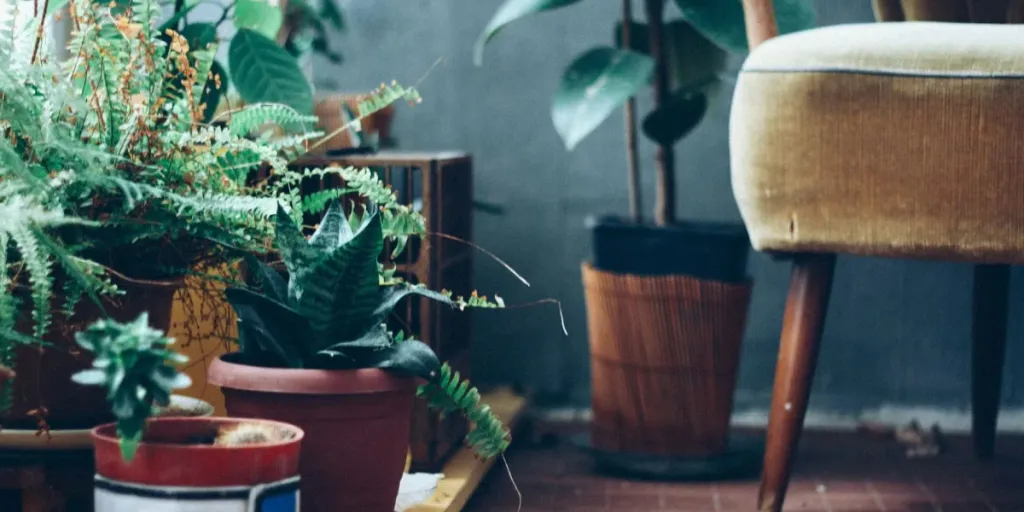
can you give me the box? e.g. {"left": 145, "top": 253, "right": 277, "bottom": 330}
{"left": 405, "top": 388, "right": 527, "bottom": 512}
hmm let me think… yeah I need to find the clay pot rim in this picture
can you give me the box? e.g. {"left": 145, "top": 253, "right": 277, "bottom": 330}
{"left": 91, "top": 416, "right": 305, "bottom": 450}
{"left": 207, "top": 352, "right": 418, "bottom": 395}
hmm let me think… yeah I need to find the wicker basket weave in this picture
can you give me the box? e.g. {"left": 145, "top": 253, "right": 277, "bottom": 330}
{"left": 582, "top": 263, "right": 752, "bottom": 456}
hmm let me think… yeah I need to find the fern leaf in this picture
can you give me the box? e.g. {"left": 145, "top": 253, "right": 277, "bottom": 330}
{"left": 417, "top": 363, "right": 511, "bottom": 459}
{"left": 8, "top": 224, "right": 53, "bottom": 339}
{"left": 226, "top": 103, "right": 319, "bottom": 137}
{"left": 357, "top": 81, "right": 421, "bottom": 119}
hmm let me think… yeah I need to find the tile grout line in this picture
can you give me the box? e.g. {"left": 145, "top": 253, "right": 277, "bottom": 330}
{"left": 866, "top": 479, "right": 888, "bottom": 512}
{"left": 711, "top": 484, "right": 722, "bottom": 512}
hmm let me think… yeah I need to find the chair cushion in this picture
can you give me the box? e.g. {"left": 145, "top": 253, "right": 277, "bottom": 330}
{"left": 730, "top": 22, "right": 1024, "bottom": 263}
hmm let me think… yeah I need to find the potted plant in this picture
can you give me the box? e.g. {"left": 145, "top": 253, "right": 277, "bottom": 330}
{"left": 208, "top": 197, "right": 508, "bottom": 511}
{"left": 474, "top": 1, "right": 814, "bottom": 459}
{"left": 71, "top": 313, "right": 304, "bottom": 510}
{"left": 0, "top": 0, "right": 408, "bottom": 439}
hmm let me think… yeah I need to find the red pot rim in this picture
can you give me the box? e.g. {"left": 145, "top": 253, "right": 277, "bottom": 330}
{"left": 207, "top": 353, "right": 418, "bottom": 395}
{"left": 91, "top": 417, "right": 304, "bottom": 449}
{"left": 91, "top": 417, "right": 304, "bottom": 487}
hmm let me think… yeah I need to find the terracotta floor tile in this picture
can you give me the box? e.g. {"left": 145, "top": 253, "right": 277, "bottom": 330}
{"left": 466, "top": 429, "right": 1024, "bottom": 512}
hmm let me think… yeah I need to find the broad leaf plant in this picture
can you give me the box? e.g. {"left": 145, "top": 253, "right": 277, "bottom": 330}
{"left": 227, "top": 200, "right": 510, "bottom": 459}
{"left": 474, "top": 0, "right": 816, "bottom": 224}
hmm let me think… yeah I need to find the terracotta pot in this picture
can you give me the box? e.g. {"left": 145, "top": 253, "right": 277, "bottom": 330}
{"left": 92, "top": 417, "right": 303, "bottom": 510}
{"left": 583, "top": 263, "right": 752, "bottom": 456}
{"left": 5, "top": 279, "right": 180, "bottom": 430}
{"left": 208, "top": 353, "right": 416, "bottom": 511}
{"left": 312, "top": 93, "right": 397, "bottom": 153}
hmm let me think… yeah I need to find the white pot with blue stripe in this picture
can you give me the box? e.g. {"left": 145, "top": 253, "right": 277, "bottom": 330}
{"left": 94, "top": 474, "right": 300, "bottom": 511}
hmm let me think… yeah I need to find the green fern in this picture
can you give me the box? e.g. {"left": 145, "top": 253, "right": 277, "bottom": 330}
{"left": 0, "top": 0, "right": 428, "bottom": 415}
{"left": 417, "top": 363, "right": 510, "bottom": 459}
{"left": 0, "top": 231, "right": 16, "bottom": 410}
{"left": 300, "top": 189, "right": 351, "bottom": 217}
{"left": 226, "top": 103, "right": 320, "bottom": 137}
{"left": 357, "top": 81, "right": 422, "bottom": 118}
{"left": 441, "top": 290, "right": 506, "bottom": 311}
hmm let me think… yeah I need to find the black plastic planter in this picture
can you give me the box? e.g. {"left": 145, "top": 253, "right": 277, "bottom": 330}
{"left": 587, "top": 215, "right": 750, "bottom": 282}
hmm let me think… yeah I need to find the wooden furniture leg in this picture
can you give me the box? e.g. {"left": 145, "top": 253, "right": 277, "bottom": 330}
{"left": 972, "top": 263, "right": 1011, "bottom": 460}
{"left": 758, "top": 253, "right": 836, "bottom": 512}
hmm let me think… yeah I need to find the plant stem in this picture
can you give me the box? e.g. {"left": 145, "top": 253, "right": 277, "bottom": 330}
{"left": 622, "top": 0, "right": 641, "bottom": 223}
{"left": 173, "top": 0, "right": 185, "bottom": 31}
{"left": 31, "top": 0, "right": 51, "bottom": 65}
{"left": 645, "top": 0, "right": 674, "bottom": 226}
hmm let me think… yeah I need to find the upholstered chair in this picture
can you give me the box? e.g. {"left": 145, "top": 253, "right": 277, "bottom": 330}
{"left": 731, "top": 0, "right": 1024, "bottom": 510}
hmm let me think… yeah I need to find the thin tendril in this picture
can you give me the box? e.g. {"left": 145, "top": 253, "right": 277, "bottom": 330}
{"left": 501, "top": 298, "right": 568, "bottom": 336}
{"left": 428, "top": 232, "right": 529, "bottom": 287}
{"left": 501, "top": 453, "right": 522, "bottom": 512}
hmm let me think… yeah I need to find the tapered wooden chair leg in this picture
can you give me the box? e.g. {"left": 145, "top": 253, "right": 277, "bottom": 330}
{"left": 758, "top": 253, "right": 836, "bottom": 512}
{"left": 972, "top": 263, "right": 1010, "bottom": 460}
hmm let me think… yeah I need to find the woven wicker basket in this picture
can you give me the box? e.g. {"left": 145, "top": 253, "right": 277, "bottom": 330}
{"left": 582, "top": 263, "right": 752, "bottom": 456}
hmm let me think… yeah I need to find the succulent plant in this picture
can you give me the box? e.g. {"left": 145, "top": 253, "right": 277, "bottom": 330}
{"left": 71, "top": 313, "right": 192, "bottom": 460}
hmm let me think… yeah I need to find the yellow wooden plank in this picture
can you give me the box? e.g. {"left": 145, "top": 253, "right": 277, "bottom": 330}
{"left": 169, "top": 276, "right": 233, "bottom": 416}
{"left": 405, "top": 389, "right": 527, "bottom": 512}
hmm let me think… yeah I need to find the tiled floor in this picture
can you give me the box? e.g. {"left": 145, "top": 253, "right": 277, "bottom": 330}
{"left": 466, "top": 429, "right": 1024, "bottom": 511}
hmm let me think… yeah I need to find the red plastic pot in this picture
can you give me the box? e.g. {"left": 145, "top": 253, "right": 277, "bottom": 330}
{"left": 208, "top": 353, "right": 417, "bottom": 511}
{"left": 91, "top": 417, "right": 303, "bottom": 510}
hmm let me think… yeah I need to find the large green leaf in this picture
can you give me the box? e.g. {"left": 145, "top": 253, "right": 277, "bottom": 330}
{"left": 314, "top": 337, "right": 440, "bottom": 379}
{"left": 552, "top": 47, "right": 653, "bottom": 151}
{"left": 234, "top": 0, "right": 284, "bottom": 40}
{"left": 613, "top": 20, "right": 726, "bottom": 94}
{"left": 180, "top": 23, "right": 218, "bottom": 51}
{"left": 228, "top": 28, "right": 314, "bottom": 114}
{"left": 321, "top": 324, "right": 391, "bottom": 350}
{"left": 225, "top": 288, "right": 311, "bottom": 368}
{"left": 641, "top": 91, "right": 707, "bottom": 145}
{"left": 308, "top": 200, "right": 352, "bottom": 250}
{"left": 273, "top": 205, "right": 319, "bottom": 300}
{"left": 159, "top": 0, "right": 204, "bottom": 32}
{"left": 348, "top": 339, "right": 441, "bottom": 381}
{"left": 297, "top": 205, "right": 383, "bottom": 350}
{"left": 672, "top": 0, "right": 816, "bottom": 53}
{"left": 373, "top": 285, "right": 452, "bottom": 326}
{"left": 245, "top": 258, "right": 288, "bottom": 304}
{"left": 474, "top": 0, "right": 586, "bottom": 65}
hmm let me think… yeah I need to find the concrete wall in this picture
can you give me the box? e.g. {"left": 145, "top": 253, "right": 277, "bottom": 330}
{"left": 316, "top": 0, "right": 1024, "bottom": 431}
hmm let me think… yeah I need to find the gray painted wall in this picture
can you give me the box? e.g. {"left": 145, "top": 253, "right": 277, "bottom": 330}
{"left": 315, "top": 0, "right": 1024, "bottom": 430}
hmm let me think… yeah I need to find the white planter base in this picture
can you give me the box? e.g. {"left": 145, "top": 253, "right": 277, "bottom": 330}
{"left": 94, "top": 475, "right": 300, "bottom": 512}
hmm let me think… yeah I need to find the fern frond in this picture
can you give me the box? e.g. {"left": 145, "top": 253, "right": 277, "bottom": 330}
{"left": 8, "top": 223, "right": 53, "bottom": 339}
{"left": 301, "top": 188, "right": 350, "bottom": 216}
{"left": 130, "top": 0, "right": 159, "bottom": 41}
{"left": 0, "top": 230, "right": 16, "bottom": 409}
{"left": 417, "top": 363, "right": 510, "bottom": 459}
{"left": 441, "top": 290, "right": 506, "bottom": 311}
{"left": 357, "top": 81, "right": 421, "bottom": 119}
{"left": 226, "top": 103, "right": 320, "bottom": 137}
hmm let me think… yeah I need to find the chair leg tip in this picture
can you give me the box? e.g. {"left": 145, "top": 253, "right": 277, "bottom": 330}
{"left": 758, "top": 491, "right": 781, "bottom": 512}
